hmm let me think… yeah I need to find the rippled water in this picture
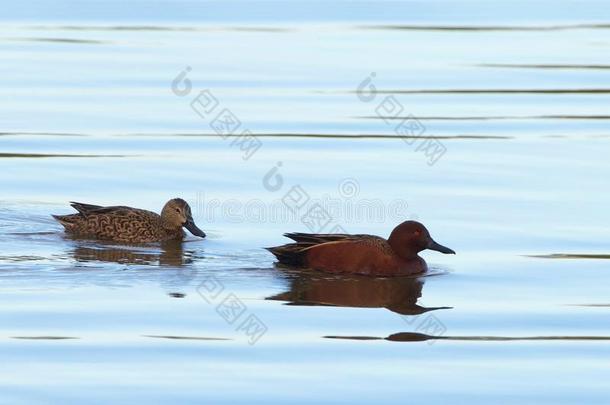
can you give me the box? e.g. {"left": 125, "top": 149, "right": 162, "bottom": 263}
{"left": 1, "top": 1, "right": 610, "bottom": 403}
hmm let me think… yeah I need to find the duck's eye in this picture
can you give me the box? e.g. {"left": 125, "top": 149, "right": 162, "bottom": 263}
{"left": 414, "top": 230, "right": 421, "bottom": 236}
{"left": 175, "top": 208, "right": 181, "bottom": 213}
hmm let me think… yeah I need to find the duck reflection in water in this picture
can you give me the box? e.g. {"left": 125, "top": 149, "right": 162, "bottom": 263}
{"left": 267, "top": 271, "right": 451, "bottom": 316}
{"left": 69, "top": 238, "right": 194, "bottom": 267}
{"left": 65, "top": 238, "right": 200, "bottom": 297}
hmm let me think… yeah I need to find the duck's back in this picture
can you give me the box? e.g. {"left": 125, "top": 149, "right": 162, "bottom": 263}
{"left": 54, "top": 205, "right": 179, "bottom": 243}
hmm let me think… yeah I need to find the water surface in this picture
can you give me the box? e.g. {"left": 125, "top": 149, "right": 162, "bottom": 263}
{"left": 1, "top": 1, "right": 610, "bottom": 403}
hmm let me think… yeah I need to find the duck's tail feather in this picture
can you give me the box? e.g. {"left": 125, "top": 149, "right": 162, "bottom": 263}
{"left": 283, "top": 232, "right": 354, "bottom": 244}
{"left": 70, "top": 201, "right": 103, "bottom": 215}
{"left": 265, "top": 243, "right": 314, "bottom": 267}
{"left": 52, "top": 214, "right": 78, "bottom": 230}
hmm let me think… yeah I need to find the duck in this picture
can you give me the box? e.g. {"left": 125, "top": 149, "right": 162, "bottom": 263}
{"left": 266, "top": 220, "right": 454, "bottom": 277}
{"left": 52, "top": 198, "right": 206, "bottom": 243}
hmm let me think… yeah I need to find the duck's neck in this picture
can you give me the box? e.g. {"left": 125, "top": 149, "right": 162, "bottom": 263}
{"left": 161, "top": 217, "right": 181, "bottom": 233}
{"left": 397, "top": 250, "right": 421, "bottom": 261}
{"left": 162, "top": 225, "right": 184, "bottom": 240}
{"left": 388, "top": 238, "right": 420, "bottom": 261}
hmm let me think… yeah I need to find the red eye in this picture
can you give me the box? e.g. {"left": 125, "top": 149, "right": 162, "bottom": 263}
{"left": 414, "top": 230, "right": 421, "bottom": 236}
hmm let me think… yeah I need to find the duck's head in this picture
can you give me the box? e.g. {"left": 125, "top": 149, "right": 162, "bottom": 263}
{"left": 388, "top": 220, "right": 454, "bottom": 259}
{"left": 161, "top": 198, "right": 206, "bottom": 238}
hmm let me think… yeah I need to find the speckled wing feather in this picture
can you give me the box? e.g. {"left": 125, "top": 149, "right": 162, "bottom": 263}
{"left": 357, "top": 235, "right": 395, "bottom": 256}
{"left": 54, "top": 205, "right": 181, "bottom": 243}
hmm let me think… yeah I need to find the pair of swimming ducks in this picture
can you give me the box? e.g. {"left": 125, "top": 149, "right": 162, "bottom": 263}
{"left": 53, "top": 198, "right": 455, "bottom": 277}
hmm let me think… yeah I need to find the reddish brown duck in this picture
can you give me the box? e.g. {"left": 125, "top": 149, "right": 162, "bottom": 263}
{"left": 266, "top": 220, "right": 454, "bottom": 276}
{"left": 52, "top": 198, "right": 206, "bottom": 243}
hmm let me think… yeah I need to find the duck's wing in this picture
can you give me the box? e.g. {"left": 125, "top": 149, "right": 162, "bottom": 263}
{"left": 283, "top": 232, "right": 373, "bottom": 244}
{"left": 268, "top": 234, "right": 386, "bottom": 267}
{"left": 69, "top": 202, "right": 105, "bottom": 215}
{"left": 69, "top": 202, "right": 139, "bottom": 217}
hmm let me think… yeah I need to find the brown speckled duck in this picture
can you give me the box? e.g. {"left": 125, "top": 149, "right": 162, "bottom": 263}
{"left": 266, "top": 221, "right": 454, "bottom": 277}
{"left": 52, "top": 198, "right": 206, "bottom": 243}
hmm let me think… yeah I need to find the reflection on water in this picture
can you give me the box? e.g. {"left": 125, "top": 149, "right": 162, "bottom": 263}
{"left": 326, "top": 333, "right": 610, "bottom": 342}
{"left": 143, "top": 335, "right": 232, "bottom": 341}
{"left": 11, "top": 336, "right": 80, "bottom": 340}
{"left": 529, "top": 253, "right": 610, "bottom": 259}
{"left": 33, "top": 23, "right": 610, "bottom": 34}
{"left": 349, "top": 88, "right": 610, "bottom": 94}
{"left": 6, "top": 37, "right": 108, "bottom": 44}
{"left": 0, "top": 152, "right": 128, "bottom": 158}
{"left": 267, "top": 271, "right": 451, "bottom": 316}
{"left": 68, "top": 238, "right": 195, "bottom": 267}
{"left": 2, "top": 2, "right": 610, "bottom": 402}
{"left": 479, "top": 63, "right": 610, "bottom": 70}
{"left": 358, "top": 114, "right": 610, "bottom": 121}
{"left": 31, "top": 25, "right": 296, "bottom": 33}
{"left": 364, "top": 23, "right": 610, "bottom": 31}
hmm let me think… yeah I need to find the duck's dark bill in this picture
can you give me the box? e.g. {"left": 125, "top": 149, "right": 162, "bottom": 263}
{"left": 184, "top": 219, "right": 206, "bottom": 238}
{"left": 428, "top": 240, "right": 455, "bottom": 254}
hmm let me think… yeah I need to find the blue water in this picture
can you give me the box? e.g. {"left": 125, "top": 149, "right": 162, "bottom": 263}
{"left": 1, "top": 1, "right": 610, "bottom": 403}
